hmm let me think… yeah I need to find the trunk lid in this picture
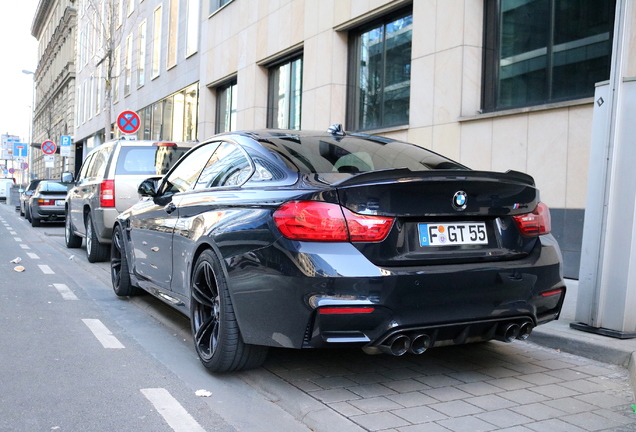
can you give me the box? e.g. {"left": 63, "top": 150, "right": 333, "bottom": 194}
{"left": 334, "top": 170, "right": 539, "bottom": 266}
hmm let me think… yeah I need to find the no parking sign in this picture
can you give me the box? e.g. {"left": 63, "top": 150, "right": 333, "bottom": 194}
{"left": 117, "top": 111, "right": 141, "bottom": 135}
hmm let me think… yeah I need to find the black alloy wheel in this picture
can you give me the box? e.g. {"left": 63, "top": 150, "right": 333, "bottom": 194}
{"left": 111, "top": 224, "right": 140, "bottom": 296}
{"left": 190, "top": 249, "right": 267, "bottom": 372}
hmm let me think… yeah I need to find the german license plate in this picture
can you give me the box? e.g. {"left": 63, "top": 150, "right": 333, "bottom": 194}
{"left": 55, "top": 200, "right": 65, "bottom": 206}
{"left": 418, "top": 222, "right": 488, "bottom": 246}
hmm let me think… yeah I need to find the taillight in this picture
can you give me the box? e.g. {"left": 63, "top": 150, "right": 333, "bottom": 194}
{"left": 99, "top": 180, "right": 115, "bottom": 207}
{"left": 513, "top": 202, "right": 551, "bottom": 237}
{"left": 37, "top": 199, "right": 55, "bottom": 206}
{"left": 273, "top": 201, "right": 394, "bottom": 242}
{"left": 319, "top": 307, "right": 375, "bottom": 314}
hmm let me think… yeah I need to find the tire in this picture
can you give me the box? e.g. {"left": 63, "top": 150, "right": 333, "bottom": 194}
{"left": 85, "top": 212, "right": 110, "bottom": 263}
{"left": 30, "top": 211, "right": 41, "bottom": 227}
{"left": 65, "top": 211, "right": 82, "bottom": 248}
{"left": 190, "top": 249, "right": 268, "bottom": 372}
{"left": 25, "top": 206, "right": 31, "bottom": 222}
{"left": 111, "top": 224, "right": 141, "bottom": 296}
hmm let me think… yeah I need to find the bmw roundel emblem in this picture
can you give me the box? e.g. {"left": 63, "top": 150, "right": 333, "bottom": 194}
{"left": 453, "top": 191, "right": 468, "bottom": 211}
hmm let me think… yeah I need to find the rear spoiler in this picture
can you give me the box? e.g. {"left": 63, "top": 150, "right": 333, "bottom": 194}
{"left": 333, "top": 168, "right": 535, "bottom": 188}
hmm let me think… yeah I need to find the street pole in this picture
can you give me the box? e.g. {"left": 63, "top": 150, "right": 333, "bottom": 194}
{"left": 22, "top": 70, "right": 35, "bottom": 181}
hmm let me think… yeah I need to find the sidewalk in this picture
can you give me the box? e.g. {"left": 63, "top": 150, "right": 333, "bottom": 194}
{"left": 530, "top": 279, "right": 636, "bottom": 393}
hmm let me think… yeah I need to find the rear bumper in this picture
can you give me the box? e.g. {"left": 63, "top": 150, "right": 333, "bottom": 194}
{"left": 33, "top": 207, "right": 66, "bottom": 219}
{"left": 226, "top": 235, "right": 565, "bottom": 349}
{"left": 93, "top": 207, "right": 119, "bottom": 243}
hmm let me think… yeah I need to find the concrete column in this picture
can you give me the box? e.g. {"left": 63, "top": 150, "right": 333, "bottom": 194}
{"left": 575, "top": 0, "right": 636, "bottom": 338}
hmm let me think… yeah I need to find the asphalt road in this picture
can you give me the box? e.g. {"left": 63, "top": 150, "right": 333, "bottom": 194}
{"left": 0, "top": 203, "right": 311, "bottom": 432}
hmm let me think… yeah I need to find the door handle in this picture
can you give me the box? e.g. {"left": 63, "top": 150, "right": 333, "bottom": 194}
{"left": 164, "top": 203, "right": 176, "bottom": 214}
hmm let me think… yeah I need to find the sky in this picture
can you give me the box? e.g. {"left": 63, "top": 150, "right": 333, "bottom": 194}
{"left": 0, "top": 0, "right": 39, "bottom": 143}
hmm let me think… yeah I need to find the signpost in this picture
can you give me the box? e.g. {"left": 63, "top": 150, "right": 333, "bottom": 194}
{"left": 117, "top": 111, "right": 141, "bottom": 135}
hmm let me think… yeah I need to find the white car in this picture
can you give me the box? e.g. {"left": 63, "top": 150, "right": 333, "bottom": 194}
{"left": 0, "top": 178, "right": 16, "bottom": 201}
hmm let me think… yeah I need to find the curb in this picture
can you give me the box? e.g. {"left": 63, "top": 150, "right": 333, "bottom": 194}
{"left": 529, "top": 320, "right": 636, "bottom": 399}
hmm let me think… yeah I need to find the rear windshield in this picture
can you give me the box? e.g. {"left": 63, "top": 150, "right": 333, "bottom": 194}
{"left": 115, "top": 146, "right": 190, "bottom": 175}
{"left": 39, "top": 182, "right": 71, "bottom": 192}
{"left": 259, "top": 134, "right": 467, "bottom": 174}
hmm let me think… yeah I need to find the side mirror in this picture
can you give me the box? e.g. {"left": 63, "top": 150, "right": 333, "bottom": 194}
{"left": 138, "top": 178, "right": 160, "bottom": 197}
{"left": 25, "top": 190, "right": 34, "bottom": 196}
{"left": 61, "top": 172, "right": 74, "bottom": 183}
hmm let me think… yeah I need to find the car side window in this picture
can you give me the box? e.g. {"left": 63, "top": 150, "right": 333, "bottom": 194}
{"left": 160, "top": 142, "right": 220, "bottom": 196}
{"left": 86, "top": 147, "right": 112, "bottom": 179}
{"left": 193, "top": 142, "right": 252, "bottom": 190}
{"left": 77, "top": 153, "right": 94, "bottom": 181}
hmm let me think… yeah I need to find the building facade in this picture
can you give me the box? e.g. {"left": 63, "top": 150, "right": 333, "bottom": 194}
{"left": 63, "top": 0, "right": 630, "bottom": 279}
{"left": 31, "top": 0, "right": 78, "bottom": 179}
{"left": 73, "top": 0, "right": 201, "bottom": 163}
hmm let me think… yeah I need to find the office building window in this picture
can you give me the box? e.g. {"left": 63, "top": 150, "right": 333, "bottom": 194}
{"left": 482, "top": 0, "right": 616, "bottom": 112}
{"left": 95, "top": 65, "right": 102, "bottom": 115}
{"left": 167, "top": 0, "right": 179, "bottom": 69}
{"left": 152, "top": 5, "right": 162, "bottom": 78}
{"left": 347, "top": 8, "right": 412, "bottom": 131}
{"left": 113, "top": 46, "right": 121, "bottom": 103}
{"left": 138, "top": 20, "right": 147, "bottom": 87}
{"left": 216, "top": 79, "right": 237, "bottom": 133}
{"left": 124, "top": 34, "right": 132, "bottom": 96}
{"left": 186, "top": 0, "right": 200, "bottom": 56}
{"left": 267, "top": 55, "right": 302, "bottom": 130}
{"left": 137, "top": 83, "right": 199, "bottom": 141}
{"left": 210, "top": 0, "right": 232, "bottom": 15}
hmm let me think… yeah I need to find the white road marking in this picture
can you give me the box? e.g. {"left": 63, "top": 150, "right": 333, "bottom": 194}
{"left": 38, "top": 265, "right": 55, "bottom": 274}
{"left": 141, "top": 388, "right": 206, "bottom": 432}
{"left": 53, "top": 283, "right": 78, "bottom": 300}
{"left": 26, "top": 253, "right": 39, "bottom": 259}
{"left": 13, "top": 237, "right": 21, "bottom": 242}
{"left": 82, "top": 319, "right": 125, "bottom": 349}
{"left": 19, "top": 244, "right": 30, "bottom": 249}
{"left": 9, "top": 231, "right": 17, "bottom": 235}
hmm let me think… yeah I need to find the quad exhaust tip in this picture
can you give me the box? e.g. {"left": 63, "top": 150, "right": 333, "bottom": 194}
{"left": 373, "top": 320, "right": 535, "bottom": 356}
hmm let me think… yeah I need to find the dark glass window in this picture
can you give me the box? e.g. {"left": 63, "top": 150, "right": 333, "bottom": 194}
{"left": 267, "top": 55, "right": 303, "bottom": 130}
{"left": 483, "top": 0, "right": 615, "bottom": 112}
{"left": 194, "top": 142, "right": 252, "bottom": 189}
{"left": 216, "top": 79, "right": 237, "bottom": 133}
{"left": 348, "top": 9, "right": 412, "bottom": 131}
{"left": 161, "top": 143, "right": 219, "bottom": 195}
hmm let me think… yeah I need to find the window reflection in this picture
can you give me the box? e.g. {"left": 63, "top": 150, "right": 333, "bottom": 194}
{"left": 268, "top": 56, "right": 302, "bottom": 130}
{"left": 487, "top": 0, "right": 615, "bottom": 111}
{"left": 350, "top": 11, "right": 412, "bottom": 131}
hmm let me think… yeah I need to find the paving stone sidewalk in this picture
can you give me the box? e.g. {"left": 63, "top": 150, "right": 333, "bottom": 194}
{"left": 262, "top": 339, "right": 636, "bottom": 432}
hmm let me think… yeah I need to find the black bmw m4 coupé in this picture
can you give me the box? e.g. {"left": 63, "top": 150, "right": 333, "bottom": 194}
{"left": 111, "top": 126, "right": 565, "bottom": 372}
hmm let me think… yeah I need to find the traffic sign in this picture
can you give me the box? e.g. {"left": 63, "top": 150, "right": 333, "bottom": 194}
{"left": 14, "top": 142, "right": 27, "bottom": 159}
{"left": 60, "top": 135, "right": 72, "bottom": 157}
{"left": 21, "top": 162, "right": 28, "bottom": 170}
{"left": 117, "top": 111, "right": 141, "bottom": 134}
{"left": 42, "top": 140, "right": 57, "bottom": 155}
{"left": 8, "top": 168, "right": 14, "bottom": 174}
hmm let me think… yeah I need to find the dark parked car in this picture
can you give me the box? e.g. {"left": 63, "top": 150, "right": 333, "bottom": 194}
{"left": 26, "top": 180, "right": 73, "bottom": 227}
{"left": 20, "top": 179, "right": 42, "bottom": 217}
{"left": 111, "top": 126, "right": 565, "bottom": 372}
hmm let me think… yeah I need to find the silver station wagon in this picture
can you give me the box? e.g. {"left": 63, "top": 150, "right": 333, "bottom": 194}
{"left": 63, "top": 138, "right": 194, "bottom": 262}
